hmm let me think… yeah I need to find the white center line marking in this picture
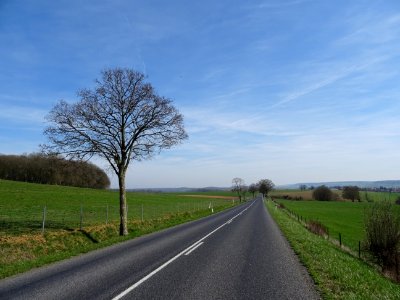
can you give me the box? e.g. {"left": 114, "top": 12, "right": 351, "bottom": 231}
{"left": 111, "top": 200, "right": 256, "bottom": 300}
{"left": 184, "top": 241, "right": 204, "bottom": 256}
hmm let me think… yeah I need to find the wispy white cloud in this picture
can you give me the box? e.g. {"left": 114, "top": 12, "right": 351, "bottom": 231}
{"left": 0, "top": 104, "right": 46, "bottom": 124}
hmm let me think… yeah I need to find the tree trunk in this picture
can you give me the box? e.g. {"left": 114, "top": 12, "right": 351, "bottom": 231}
{"left": 118, "top": 172, "right": 128, "bottom": 236}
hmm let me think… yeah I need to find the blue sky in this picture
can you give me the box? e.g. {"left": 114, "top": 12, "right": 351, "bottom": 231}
{"left": 1, "top": 0, "right": 400, "bottom": 188}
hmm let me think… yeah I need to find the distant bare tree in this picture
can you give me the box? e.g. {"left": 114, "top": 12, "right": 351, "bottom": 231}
{"left": 248, "top": 183, "right": 258, "bottom": 198}
{"left": 299, "top": 184, "right": 307, "bottom": 191}
{"left": 242, "top": 185, "right": 248, "bottom": 202}
{"left": 257, "top": 179, "right": 275, "bottom": 198}
{"left": 43, "top": 68, "right": 188, "bottom": 235}
{"left": 232, "top": 177, "right": 245, "bottom": 202}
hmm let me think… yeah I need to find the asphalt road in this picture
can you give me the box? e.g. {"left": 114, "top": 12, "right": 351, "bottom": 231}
{"left": 0, "top": 197, "right": 319, "bottom": 300}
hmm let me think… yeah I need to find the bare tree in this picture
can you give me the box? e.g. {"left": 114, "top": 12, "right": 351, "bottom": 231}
{"left": 232, "top": 177, "right": 245, "bottom": 202}
{"left": 299, "top": 184, "right": 307, "bottom": 191}
{"left": 43, "top": 68, "right": 188, "bottom": 235}
{"left": 257, "top": 179, "right": 275, "bottom": 198}
{"left": 248, "top": 183, "right": 258, "bottom": 198}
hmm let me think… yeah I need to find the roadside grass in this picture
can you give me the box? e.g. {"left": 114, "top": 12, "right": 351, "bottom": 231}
{"left": 0, "top": 179, "right": 239, "bottom": 279}
{"left": 266, "top": 200, "right": 400, "bottom": 299}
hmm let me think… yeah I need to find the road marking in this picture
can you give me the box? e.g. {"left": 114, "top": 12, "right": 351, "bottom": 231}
{"left": 111, "top": 200, "right": 256, "bottom": 300}
{"left": 184, "top": 242, "right": 204, "bottom": 255}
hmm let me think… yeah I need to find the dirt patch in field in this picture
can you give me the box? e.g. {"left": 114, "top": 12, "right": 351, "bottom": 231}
{"left": 182, "top": 195, "right": 238, "bottom": 200}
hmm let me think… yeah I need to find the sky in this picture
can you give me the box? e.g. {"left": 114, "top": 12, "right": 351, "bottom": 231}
{"left": 1, "top": 0, "right": 400, "bottom": 188}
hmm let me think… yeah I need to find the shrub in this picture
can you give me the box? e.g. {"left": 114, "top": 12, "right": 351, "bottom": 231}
{"left": 342, "top": 186, "right": 360, "bottom": 202}
{"left": 312, "top": 185, "right": 334, "bottom": 201}
{"left": 364, "top": 201, "right": 400, "bottom": 277}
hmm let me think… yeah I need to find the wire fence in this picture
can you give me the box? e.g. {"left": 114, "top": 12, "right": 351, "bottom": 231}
{"left": 0, "top": 198, "right": 237, "bottom": 234}
{"left": 270, "top": 199, "right": 364, "bottom": 259}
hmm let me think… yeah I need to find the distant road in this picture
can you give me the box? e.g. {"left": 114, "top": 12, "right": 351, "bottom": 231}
{"left": 0, "top": 197, "right": 319, "bottom": 299}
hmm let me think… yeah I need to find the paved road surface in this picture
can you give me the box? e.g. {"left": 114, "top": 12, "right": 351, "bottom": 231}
{"left": 0, "top": 197, "right": 319, "bottom": 299}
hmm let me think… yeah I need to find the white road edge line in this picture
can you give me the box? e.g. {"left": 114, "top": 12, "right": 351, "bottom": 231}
{"left": 111, "top": 200, "right": 256, "bottom": 300}
{"left": 184, "top": 242, "right": 204, "bottom": 256}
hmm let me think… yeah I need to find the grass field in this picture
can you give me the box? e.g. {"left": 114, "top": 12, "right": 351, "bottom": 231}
{"left": 0, "top": 179, "right": 238, "bottom": 234}
{"left": 275, "top": 200, "right": 366, "bottom": 251}
{"left": 274, "top": 195, "right": 400, "bottom": 252}
{"left": 0, "top": 179, "right": 241, "bottom": 278}
{"left": 266, "top": 200, "right": 400, "bottom": 299}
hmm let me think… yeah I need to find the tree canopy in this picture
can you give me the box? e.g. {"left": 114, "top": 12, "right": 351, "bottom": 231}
{"left": 257, "top": 179, "right": 275, "bottom": 197}
{"left": 0, "top": 153, "right": 109, "bottom": 189}
{"left": 342, "top": 186, "right": 360, "bottom": 202}
{"left": 312, "top": 185, "right": 334, "bottom": 201}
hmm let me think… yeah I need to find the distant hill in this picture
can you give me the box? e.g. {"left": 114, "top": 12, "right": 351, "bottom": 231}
{"left": 278, "top": 180, "right": 400, "bottom": 190}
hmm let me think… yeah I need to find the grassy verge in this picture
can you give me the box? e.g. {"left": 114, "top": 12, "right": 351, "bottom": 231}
{"left": 0, "top": 204, "right": 233, "bottom": 279}
{"left": 266, "top": 200, "right": 400, "bottom": 299}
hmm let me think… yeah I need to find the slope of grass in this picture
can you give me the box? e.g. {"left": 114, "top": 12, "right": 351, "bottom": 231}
{"left": 266, "top": 201, "right": 400, "bottom": 299}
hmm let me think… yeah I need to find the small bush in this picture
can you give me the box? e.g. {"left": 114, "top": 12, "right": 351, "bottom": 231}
{"left": 312, "top": 185, "right": 334, "bottom": 201}
{"left": 364, "top": 201, "right": 400, "bottom": 278}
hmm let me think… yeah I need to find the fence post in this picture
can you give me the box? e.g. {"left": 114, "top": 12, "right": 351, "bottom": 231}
{"left": 141, "top": 204, "right": 144, "bottom": 222}
{"left": 80, "top": 204, "right": 83, "bottom": 230}
{"left": 42, "top": 205, "right": 46, "bottom": 235}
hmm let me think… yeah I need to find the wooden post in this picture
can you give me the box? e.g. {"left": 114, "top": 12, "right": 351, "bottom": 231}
{"left": 80, "top": 204, "right": 83, "bottom": 230}
{"left": 41, "top": 206, "right": 46, "bottom": 235}
{"left": 106, "top": 205, "right": 109, "bottom": 225}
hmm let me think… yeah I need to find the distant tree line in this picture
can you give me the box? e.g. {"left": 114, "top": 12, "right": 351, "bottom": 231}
{"left": 231, "top": 177, "right": 275, "bottom": 201}
{"left": 0, "top": 153, "right": 110, "bottom": 189}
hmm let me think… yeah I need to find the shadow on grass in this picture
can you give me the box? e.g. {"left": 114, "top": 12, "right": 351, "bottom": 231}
{"left": 0, "top": 219, "right": 76, "bottom": 234}
{"left": 79, "top": 230, "right": 99, "bottom": 243}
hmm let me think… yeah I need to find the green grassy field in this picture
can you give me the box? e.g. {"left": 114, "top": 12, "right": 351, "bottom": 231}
{"left": 0, "top": 179, "right": 241, "bottom": 278}
{"left": 276, "top": 200, "right": 365, "bottom": 251}
{"left": 0, "top": 179, "right": 238, "bottom": 234}
{"left": 266, "top": 200, "right": 400, "bottom": 299}
{"left": 274, "top": 191, "right": 400, "bottom": 252}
